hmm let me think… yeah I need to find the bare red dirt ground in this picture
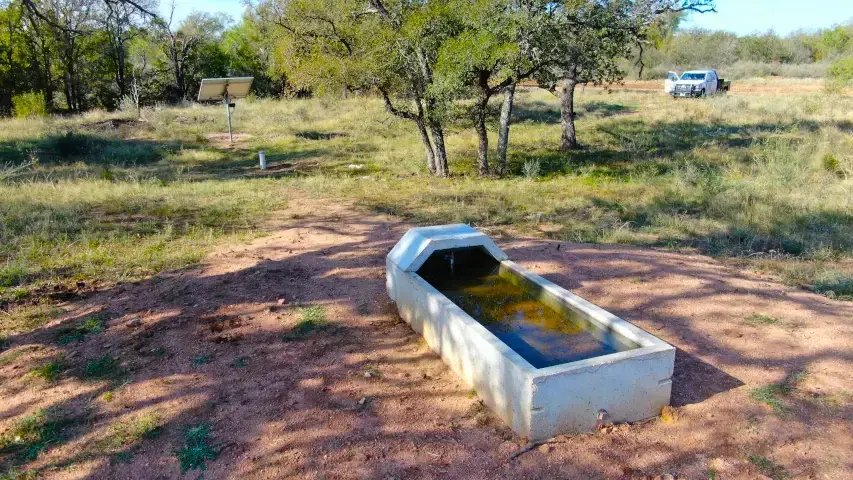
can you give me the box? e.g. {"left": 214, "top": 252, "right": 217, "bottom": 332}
{"left": 2, "top": 197, "right": 852, "bottom": 479}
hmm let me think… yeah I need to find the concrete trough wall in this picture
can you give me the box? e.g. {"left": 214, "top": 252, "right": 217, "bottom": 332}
{"left": 386, "top": 225, "right": 675, "bottom": 440}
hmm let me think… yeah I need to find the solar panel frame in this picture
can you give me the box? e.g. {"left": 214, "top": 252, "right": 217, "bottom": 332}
{"left": 198, "top": 77, "right": 254, "bottom": 101}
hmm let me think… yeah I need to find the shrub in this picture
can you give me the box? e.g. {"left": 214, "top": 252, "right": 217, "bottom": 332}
{"left": 522, "top": 159, "right": 541, "bottom": 180}
{"left": 825, "top": 57, "right": 853, "bottom": 92}
{"left": 30, "top": 361, "right": 64, "bottom": 382}
{"left": 11, "top": 92, "right": 48, "bottom": 118}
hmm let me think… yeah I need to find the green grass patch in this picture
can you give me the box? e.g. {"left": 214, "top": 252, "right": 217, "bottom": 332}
{"left": 0, "top": 409, "right": 74, "bottom": 461}
{"left": 0, "top": 349, "right": 26, "bottom": 367}
{"left": 191, "top": 353, "right": 214, "bottom": 366}
{"left": 230, "top": 356, "right": 249, "bottom": 368}
{"left": 748, "top": 455, "right": 790, "bottom": 480}
{"left": 281, "top": 305, "right": 330, "bottom": 341}
{"left": 56, "top": 314, "right": 107, "bottom": 345}
{"left": 100, "top": 413, "right": 161, "bottom": 451}
{"left": 0, "top": 468, "right": 38, "bottom": 480}
{"left": 745, "top": 313, "right": 782, "bottom": 326}
{"left": 83, "top": 355, "right": 123, "bottom": 380}
{"left": 175, "top": 424, "right": 220, "bottom": 473}
{"left": 749, "top": 372, "right": 806, "bottom": 415}
{"left": 30, "top": 360, "right": 64, "bottom": 382}
{"left": 814, "top": 275, "right": 853, "bottom": 300}
{"left": 0, "top": 304, "right": 63, "bottom": 337}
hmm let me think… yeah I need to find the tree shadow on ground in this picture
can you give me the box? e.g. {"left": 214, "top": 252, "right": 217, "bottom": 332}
{"left": 504, "top": 117, "right": 825, "bottom": 179}
{"left": 509, "top": 99, "right": 636, "bottom": 126}
{"left": 0, "top": 134, "right": 182, "bottom": 169}
{"left": 2, "top": 203, "right": 851, "bottom": 478}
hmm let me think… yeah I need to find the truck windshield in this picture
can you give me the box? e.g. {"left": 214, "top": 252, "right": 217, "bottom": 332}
{"left": 680, "top": 73, "right": 706, "bottom": 80}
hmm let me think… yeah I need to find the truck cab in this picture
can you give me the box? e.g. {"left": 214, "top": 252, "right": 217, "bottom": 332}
{"left": 670, "top": 70, "right": 728, "bottom": 97}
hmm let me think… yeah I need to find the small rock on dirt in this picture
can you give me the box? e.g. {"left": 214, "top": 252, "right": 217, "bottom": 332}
{"left": 126, "top": 318, "right": 142, "bottom": 328}
{"left": 537, "top": 444, "right": 554, "bottom": 453}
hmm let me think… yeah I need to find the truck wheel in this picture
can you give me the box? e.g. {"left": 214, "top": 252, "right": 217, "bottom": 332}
{"left": 700, "top": 89, "right": 706, "bottom": 97}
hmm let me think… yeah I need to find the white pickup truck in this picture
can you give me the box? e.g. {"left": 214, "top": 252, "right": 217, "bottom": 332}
{"left": 665, "top": 70, "right": 730, "bottom": 98}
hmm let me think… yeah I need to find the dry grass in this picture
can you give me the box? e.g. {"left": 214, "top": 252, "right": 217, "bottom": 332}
{"left": 1, "top": 80, "right": 853, "bottom": 338}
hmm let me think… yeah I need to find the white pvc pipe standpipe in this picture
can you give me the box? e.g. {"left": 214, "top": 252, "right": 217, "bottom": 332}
{"left": 259, "top": 151, "right": 267, "bottom": 170}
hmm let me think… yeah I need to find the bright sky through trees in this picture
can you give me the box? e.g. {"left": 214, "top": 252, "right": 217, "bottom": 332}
{"left": 681, "top": 0, "right": 853, "bottom": 35}
{"left": 165, "top": 0, "right": 853, "bottom": 36}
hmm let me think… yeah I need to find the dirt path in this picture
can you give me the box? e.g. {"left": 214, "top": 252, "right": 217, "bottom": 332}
{"left": 2, "top": 197, "right": 852, "bottom": 479}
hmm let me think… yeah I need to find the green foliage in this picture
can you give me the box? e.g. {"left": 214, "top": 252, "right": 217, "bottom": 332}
{"left": 56, "top": 314, "right": 107, "bottom": 345}
{"left": 822, "top": 153, "right": 841, "bottom": 173}
{"left": 11, "top": 93, "right": 47, "bottom": 119}
{"left": 813, "top": 274, "right": 853, "bottom": 300}
{"left": 101, "top": 413, "right": 161, "bottom": 451}
{"left": 231, "top": 356, "right": 249, "bottom": 368}
{"left": 0, "top": 468, "right": 39, "bottom": 480}
{"left": 191, "top": 353, "right": 214, "bottom": 366}
{"left": 83, "top": 355, "right": 123, "bottom": 380}
{"left": 0, "top": 263, "right": 26, "bottom": 288}
{"left": 749, "top": 372, "right": 805, "bottom": 415}
{"left": 748, "top": 455, "right": 790, "bottom": 480}
{"left": 282, "top": 305, "right": 330, "bottom": 340}
{"left": 30, "top": 360, "right": 64, "bottom": 382}
{"left": 744, "top": 314, "right": 781, "bottom": 326}
{"left": 638, "top": 22, "right": 853, "bottom": 79}
{"left": 826, "top": 57, "right": 853, "bottom": 92}
{"left": 0, "top": 409, "right": 72, "bottom": 461}
{"left": 522, "top": 159, "right": 540, "bottom": 180}
{"left": 175, "top": 424, "right": 219, "bottom": 473}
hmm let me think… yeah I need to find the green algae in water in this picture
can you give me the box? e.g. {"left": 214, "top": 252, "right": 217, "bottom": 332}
{"left": 417, "top": 248, "right": 638, "bottom": 368}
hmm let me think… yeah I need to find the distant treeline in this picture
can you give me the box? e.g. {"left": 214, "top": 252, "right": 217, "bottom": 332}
{"left": 635, "top": 21, "right": 853, "bottom": 79}
{"left": 0, "top": 1, "right": 282, "bottom": 116}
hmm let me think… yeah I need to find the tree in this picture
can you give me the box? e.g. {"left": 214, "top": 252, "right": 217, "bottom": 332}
{"left": 221, "top": 13, "right": 285, "bottom": 97}
{"left": 433, "top": 0, "right": 543, "bottom": 176}
{"left": 539, "top": 0, "right": 715, "bottom": 151}
{"left": 263, "top": 0, "right": 463, "bottom": 176}
{"left": 155, "top": 5, "right": 231, "bottom": 102}
{"left": 100, "top": 0, "right": 154, "bottom": 99}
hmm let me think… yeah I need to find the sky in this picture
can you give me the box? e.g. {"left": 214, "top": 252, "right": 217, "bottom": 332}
{"left": 162, "top": 0, "right": 853, "bottom": 36}
{"left": 681, "top": 0, "right": 853, "bottom": 35}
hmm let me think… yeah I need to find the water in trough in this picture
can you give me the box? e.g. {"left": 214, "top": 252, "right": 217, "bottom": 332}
{"left": 417, "top": 247, "right": 639, "bottom": 368}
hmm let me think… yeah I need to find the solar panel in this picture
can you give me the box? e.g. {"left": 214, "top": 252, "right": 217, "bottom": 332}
{"left": 198, "top": 77, "right": 254, "bottom": 101}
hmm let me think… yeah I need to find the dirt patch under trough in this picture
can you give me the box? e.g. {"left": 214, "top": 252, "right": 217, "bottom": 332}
{"left": 1, "top": 196, "right": 851, "bottom": 479}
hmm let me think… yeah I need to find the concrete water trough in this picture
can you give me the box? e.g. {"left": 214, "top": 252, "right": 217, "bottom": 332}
{"left": 386, "top": 224, "right": 675, "bottom": 440}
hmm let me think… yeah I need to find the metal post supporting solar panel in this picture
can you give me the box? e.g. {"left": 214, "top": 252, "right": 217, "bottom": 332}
{"left": 225, "top": 88, "right": 233, "bottom": 144}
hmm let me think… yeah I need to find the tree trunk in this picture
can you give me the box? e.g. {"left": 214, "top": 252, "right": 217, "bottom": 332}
{"left": 116, "top": 43, "right": 127, "bottom": 98}
{"left": 474, "top": 96, "right": 489, "bottom": 176}
{"left": 559, "top": 79, "right": 579, "bottom": 151}
{"left": 429, "top": 118, "right": 449, "bottom": 177}
{"left": 416, "top": 119, "right": 436, "bottom": 174}
{"left": 496, "top": 83, "right": 516, "bottom": 176}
